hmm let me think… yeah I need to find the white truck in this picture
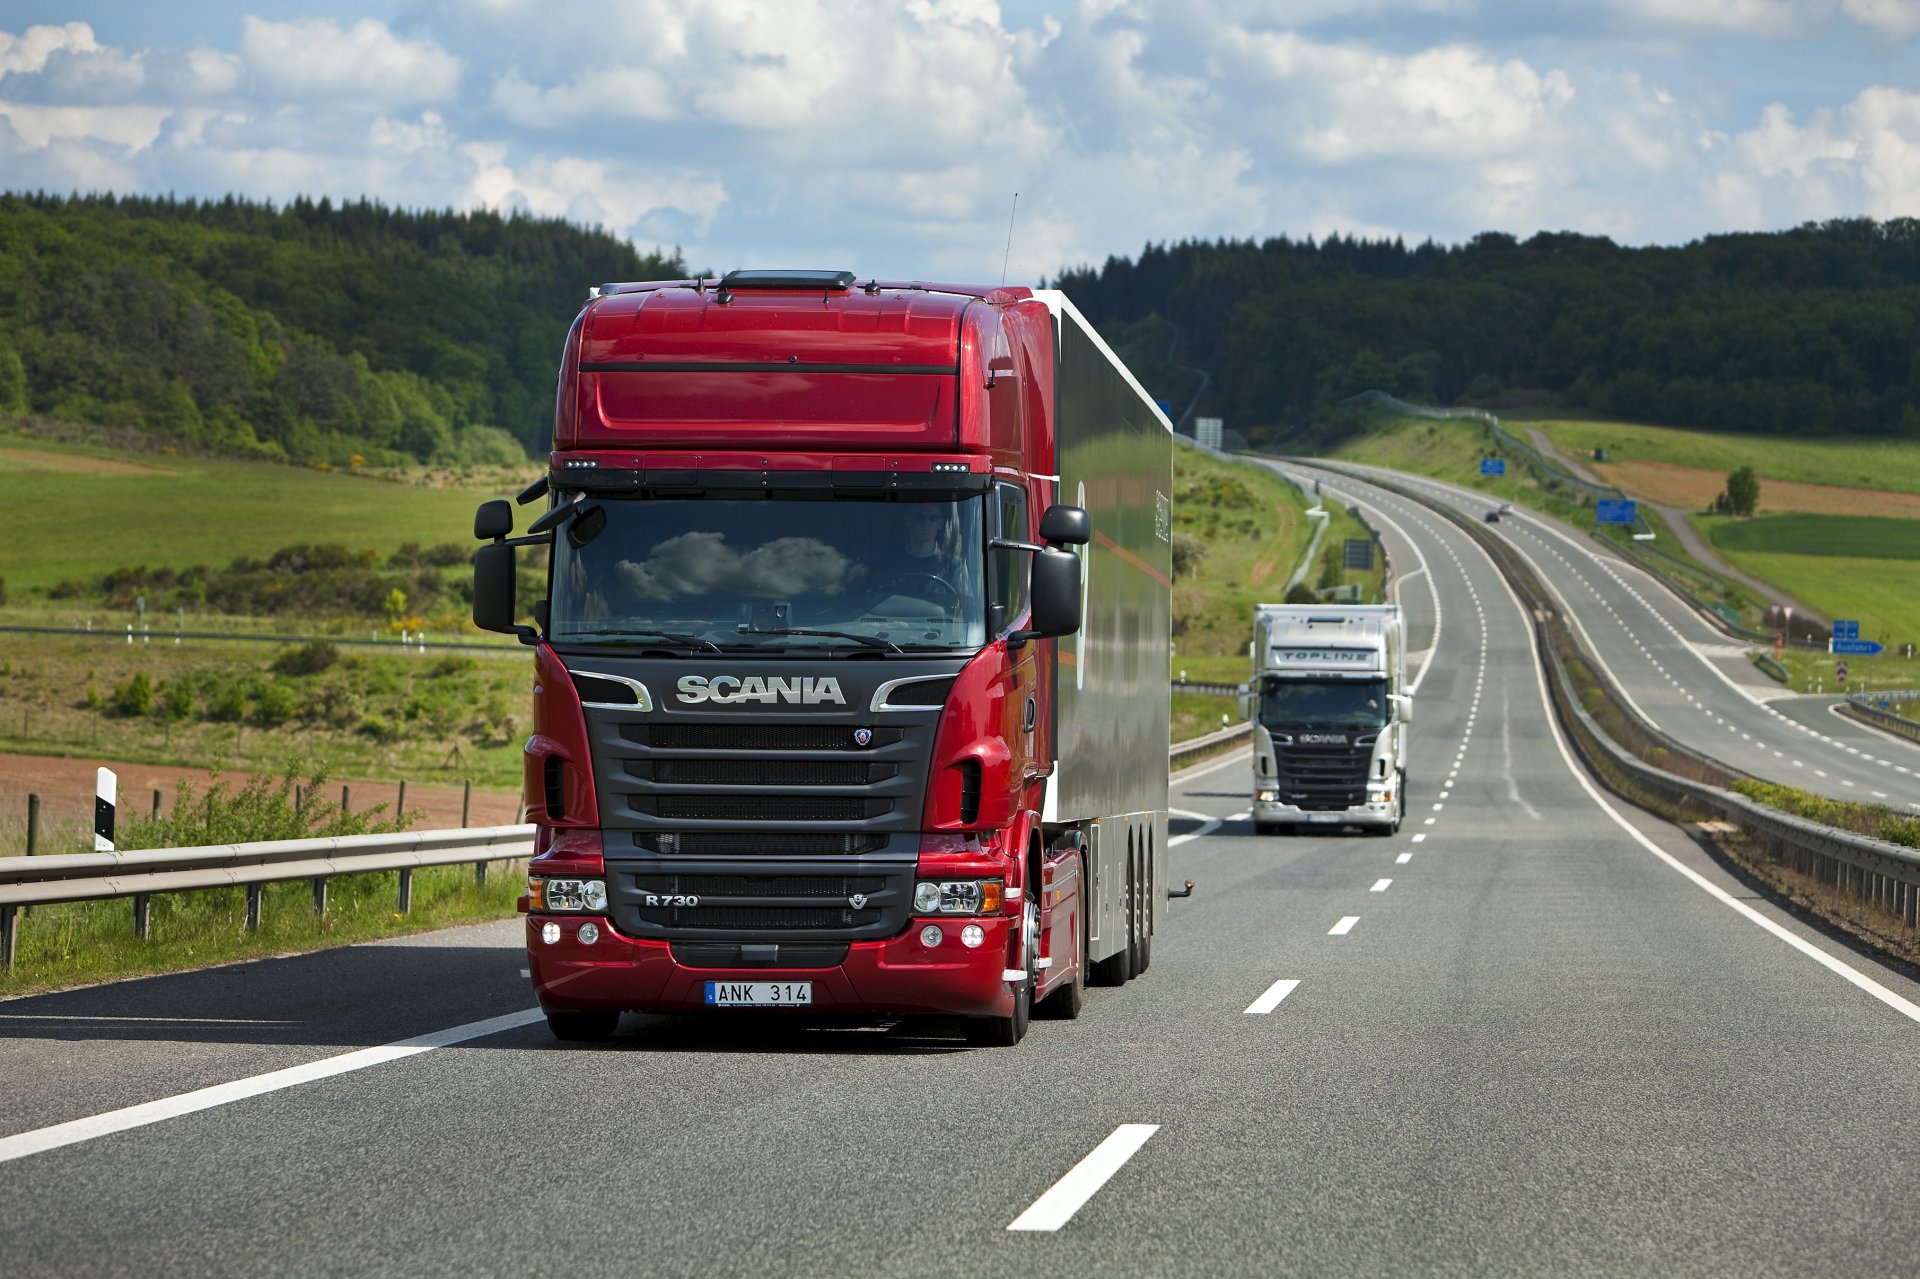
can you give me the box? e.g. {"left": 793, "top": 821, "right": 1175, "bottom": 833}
{"left": 1239, "top": 605, "right": 1409, "bottom": 836}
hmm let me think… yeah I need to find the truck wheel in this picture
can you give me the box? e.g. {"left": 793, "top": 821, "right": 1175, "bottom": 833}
{"left": 1134, "top": 845, "right": 1153, "bottom": 976}
{"left": 968, "top": 897, "right": 1037, "bottom": 1045}
{"left": 1254, "top": 820, "right": 1290, "bottom": 836}
{"left": 1089, "top": 852, "right": 1134, "bottom": 987}
{"left": 544, "top": 1008, "right": 618, "bottom": 1042}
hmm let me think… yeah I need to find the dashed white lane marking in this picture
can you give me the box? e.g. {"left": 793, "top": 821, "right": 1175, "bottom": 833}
{"left": 1169, "top": 807, "right": 1236, "bottom": 847}
{"left": 1007, "top": 1125, "right": 1160, "bottom": 1232}
{"left": 1244, "top": 978, "right": 1302, "bottom": 1015}
{"left": 1874, "top": 791, "right": 1888, "bottom": 799}
{"left": 1395, "top": 852, "right": 1412, "bottom": 864}
{"left": 1329, "top": 916, "right": 1360, "bottom": 936}
{"left": 0, "top": 1008, "right": 544, "bottom": 1165}
{"left": 1423, "top": 818, "right": 1436, "bottom": 826}
{"left": 1411, "top": 833, "right": 1427, "bottom": 843}
{"left": 1370, "top": 878, "right": 1392, "bottom": 893}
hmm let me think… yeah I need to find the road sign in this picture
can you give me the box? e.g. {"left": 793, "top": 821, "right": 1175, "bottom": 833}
{"left": 1832, "top": 620, "right": 1860, "bottom": 641}
{"left": 1480, "top": 458, "right": 1505, "bottom": 476}
{"left": 1595, "top": 499, "right": 1637, "bottom": 524}
{"left": 1836, "top": 660, "right": 1849, "bottom": 681}
{"left": 1343, "top": 538, "right": 1374, "bottom": 571}
{"left": 1832, "top": 639, "right": 1883, "bottom": 656}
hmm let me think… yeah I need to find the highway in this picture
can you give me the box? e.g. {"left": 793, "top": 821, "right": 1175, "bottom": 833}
{"left": 1308, "top": 462, "right": 1920, "bottom": 813}
{"left": 6, "top": 471, "right": 1920, "bottom": 1276}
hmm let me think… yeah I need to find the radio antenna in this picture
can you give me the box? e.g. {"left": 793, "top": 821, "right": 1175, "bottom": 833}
{"left": 1000, "top": 192, "right": 1019, "bottom": 286}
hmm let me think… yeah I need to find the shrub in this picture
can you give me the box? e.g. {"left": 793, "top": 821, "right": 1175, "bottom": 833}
{"left": 118, "top": 760, "right": 407, "bottom": 849}
{"left": 207, "top": 678, "right": 248, "bottom": 722}
{"left": 271, "top": 640, "right": 339, "bottom": 677}
{"left": 113, "top": 671, "right": 154, "bottom": 716}
{"left": 159, "top": 681, "right": 195, "bottom": 721}
{"left": 253, "top": 680, "right": 299, "bottom": 727}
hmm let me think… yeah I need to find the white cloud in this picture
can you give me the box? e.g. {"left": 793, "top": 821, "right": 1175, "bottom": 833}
{"left": 0, "top": 101, "right": 169, "bottom": 151}
{"left": 1607, "top": 0, "right": 1920, "bottom": 37}
{"left": 1841, "top": 0, "right": 1920, "bottom": 36}
{"left": 0, "top": 21, "right": 101, "bottom": 78}
{"left": 239, "top": 17, "right": 461, "bottom": 105}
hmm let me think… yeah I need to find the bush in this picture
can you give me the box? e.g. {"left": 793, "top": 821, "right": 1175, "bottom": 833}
{"left": 113, "top": 671, "right": 154, "bottom": 716}
{"left": 207, "top": 677, "right": 248, "bottom": 722}
{"left": 159, "top": 681, "right": 194, "bottom": 722}
{"left": 272, "top": 640, "right": 339, "bottom": 677}
{"left": 253, "top": 680, "right": 299, "bottom": 727}
{"left": 118, "top": 760, "right": 408, "bottom": 849}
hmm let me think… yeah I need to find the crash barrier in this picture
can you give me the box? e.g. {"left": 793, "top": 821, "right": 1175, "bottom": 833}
{"left": 1303, "top": 459, "right": 1920, "bottom": 932}
{"left": 2, "top": 717, "right": 1257, "bottom": 968}
{"left": 1173, "top": 679, "right": 1241, "bottom": 696}
{"left": 1843, "top": 690, "right": 1920, "bottom": 746}
{"left": 0, "top": 825, "right": 533, "bottom": 968}
{"left": 1169, "top": 721, "right": 1252, "bottom": 770}
{"left": 1754, "top": 654, "right": 1789, "bottom": 684}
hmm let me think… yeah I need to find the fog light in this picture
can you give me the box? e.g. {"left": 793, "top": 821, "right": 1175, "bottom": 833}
{"left": 919, "top": 924, "right": 943, "bottom": 948}
{"left": 913, "top": 881, "right": 942, "bottom": 913}
{"left": 578, "top": 922, "right": 600, "bottom": 946}
{"left": 960, "top": 924, "right": 985, "bottom": 949}
{"left": 540, "top": 922, "right": 561, "bottom": 945}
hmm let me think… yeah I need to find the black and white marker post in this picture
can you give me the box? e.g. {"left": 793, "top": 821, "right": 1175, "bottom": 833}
{"left": 94, "top": 767, "right": 116, "bottom": 853}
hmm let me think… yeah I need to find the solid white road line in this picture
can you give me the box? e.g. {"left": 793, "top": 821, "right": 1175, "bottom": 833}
{"left": 0, "top": 1015, "right": 302, "bottom": 1025}
{"left": 1007, "top": 1124, "right": 1160, "bottom": 1232}
{"left": 1244, "top": 978, "right": 1302, "bottom": 1015}
{"left": 1329, "top": 916, "right": 1360, "bottom": 935}
{"left": 1370, "top": 878, "right": 1392, "bottom": 892}
{"left": 0, "top": 1008, "right": 544, "bottom": 1165}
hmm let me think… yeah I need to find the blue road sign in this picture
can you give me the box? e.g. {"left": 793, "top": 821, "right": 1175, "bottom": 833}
{"left": 1480, "top": 458, "right": 1505, "bottom": 476}
{"left": 1595, "top": 499, "right": 1637, "bottom": 524}
{"left": 1832, "top": 620, "right": 1860, "bottom": 641}
{"left": 1832, "top": 638, "right": 1882, "bottom": 656}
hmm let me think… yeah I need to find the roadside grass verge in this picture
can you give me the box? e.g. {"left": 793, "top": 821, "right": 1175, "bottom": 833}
{"left": 1707, "top": 513, "right": 1920, "bottom": 559}
{"left": 1517, "top": 415, "right": 1920, "bottom": 497}
{"left": 1171, "top": 438, "right": 1316, "bottom": 669}
{"left": 1702, "top": 543, "right": 1920, "bottom": 654}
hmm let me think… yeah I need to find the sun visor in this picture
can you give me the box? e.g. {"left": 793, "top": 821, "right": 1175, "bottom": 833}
{"left": 578, "top": 367, "right": 959, "bottom": 449}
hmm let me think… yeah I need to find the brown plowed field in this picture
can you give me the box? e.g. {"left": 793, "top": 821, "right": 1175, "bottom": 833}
{"left": 0, "top": 751, "right": 523, "bottom": 837}
{"left": 1592, "top": 460, "right": 1920, "bottom": 520}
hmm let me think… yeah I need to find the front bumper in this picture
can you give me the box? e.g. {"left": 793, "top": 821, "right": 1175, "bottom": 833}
{"left": 528, "top": 914, "right": 1019, "bottom": 1017}
{"left": 1252, "top": 796, "right": 1396, "bottom": 829}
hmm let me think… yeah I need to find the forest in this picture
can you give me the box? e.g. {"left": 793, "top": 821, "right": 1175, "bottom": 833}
{"left": 1054, "top": 219, "right": 1920, "bottom": 443}
{"left": 0, "top": 193, "right": 680, "bottom": 466}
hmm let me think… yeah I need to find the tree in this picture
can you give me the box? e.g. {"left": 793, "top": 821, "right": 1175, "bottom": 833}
{"left": 1724, "top": 465, "right": 1761, "bottom": 517}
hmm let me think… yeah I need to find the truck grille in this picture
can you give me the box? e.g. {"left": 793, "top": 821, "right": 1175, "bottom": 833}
{"left": 671, "top": 905, "right": 882, "bottom": 930}
{"left": 640, "top": 873, "right": 887, "bottom": 899}
{"left": 635, "top": 832, "right": 888, "bottom": 856}
{"left": 637, "top": 759, "right": 886, "bottom": 787}
{"left": 1274, "top": 743, "right": 1370, "bottom": 810}
{"left": 630, "top": 724, "right": 903, "bottom": 752}
{"left": 644, "top": 795, "right": 884, "bottom": 822}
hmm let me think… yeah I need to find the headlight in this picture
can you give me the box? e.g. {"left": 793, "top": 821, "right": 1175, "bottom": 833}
{"left": 1255, "top": 788, "right": 1279, "bottom": 803}
{"left": 531, "top": 877, "right": 607, "bottom": 913}
{"left": 913, "top": 879, "right": 1003, "bottom": 916}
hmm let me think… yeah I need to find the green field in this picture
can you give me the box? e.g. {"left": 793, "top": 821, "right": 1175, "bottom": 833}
{"left": 1170, "top": 437, "right": 1317, "bottom": 663}
{"left": 0, "top": 431, "right": 528, "bottom": 595}
{"left": 1707, "top": 513, "right": 1920, "bottom": 559}
{"left": 1708, "top": 545, "right": 1920, "bottom": 651}
{"left": 1520, "top": 416, "right": 1920, "bottom": 495}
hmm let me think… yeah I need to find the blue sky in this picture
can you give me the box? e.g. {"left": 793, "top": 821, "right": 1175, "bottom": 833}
{"left": 3, "top": 2, "right": 1917, "bottom": 281}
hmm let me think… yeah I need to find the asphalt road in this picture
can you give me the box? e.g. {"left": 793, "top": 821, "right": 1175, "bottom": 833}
{"left": 5, "top": 472, "right": 1920, "bottom": 1276}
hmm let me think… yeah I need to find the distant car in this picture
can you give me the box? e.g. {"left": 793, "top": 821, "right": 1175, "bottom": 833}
{"left": 1483, "top": 509, "right": 1501, "bottom": 523}
{"left": 1499, "top": 502, "right": 1513, "bottom": 514}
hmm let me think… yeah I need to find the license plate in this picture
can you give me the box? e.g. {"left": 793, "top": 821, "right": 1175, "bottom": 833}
{"left": 705, "top": 981, "right": 813, "bottom": 1007}
{"left": 1305, "top": 813, "right": 1342, "bottom": 824}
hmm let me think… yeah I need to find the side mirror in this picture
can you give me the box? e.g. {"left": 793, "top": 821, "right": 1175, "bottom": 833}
{"left": 1390, "top": 694, "right": 1412, "bottom": 725}
{"left": 474, "top": 499, "right": 512, "bottom": 541}
{"left": 1237, "top": 687, "right": 1255, "bottom": 721}
{"left": 1039, "top": 503, "right": 1091, "bottom": 546}
{"left": 473, "top": 542, "right": 518, "bottom": 633}
{"left": 1017, "top": 547, "right": 1082, "bottom": 641}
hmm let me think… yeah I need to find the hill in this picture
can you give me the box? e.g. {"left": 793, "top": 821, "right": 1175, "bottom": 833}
{"left": 1055, "top": 219, "right": 1920, "bottom": 443}
{"left": 0, "top": 192, "right": 680, "bottom": 467}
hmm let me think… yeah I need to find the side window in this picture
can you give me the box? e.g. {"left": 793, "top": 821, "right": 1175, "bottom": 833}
{"left": 990, "top": 481, "right": 1030, "bottom": 632}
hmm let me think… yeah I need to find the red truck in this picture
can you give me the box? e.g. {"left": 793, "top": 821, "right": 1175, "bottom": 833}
{"left": 473, "top": 269, "right": 1172, "bottom": 1045}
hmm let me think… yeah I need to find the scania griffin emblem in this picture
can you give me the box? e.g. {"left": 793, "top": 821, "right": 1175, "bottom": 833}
{"left": 853, "top": 727, "right": 873, "bottom": 746}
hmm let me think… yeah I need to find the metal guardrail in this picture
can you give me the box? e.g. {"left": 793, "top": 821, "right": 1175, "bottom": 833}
{"left": 1317, "top": 462, "right": 1920, "bottom": 929}
{"left": 1173, "top": 679, "right": 1241, "bottom": 696}
{"left": 1170, "top": 721, "right": 1252, "bottom": 769}
{"left": 0, "top": 825, "right": 534, "bottom": 968}
{"left": 1843, "top": 690, "right": 1920, "bottom": 745}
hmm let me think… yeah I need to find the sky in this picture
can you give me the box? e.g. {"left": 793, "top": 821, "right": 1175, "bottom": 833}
{"left": 1, "top": 1, "right": 1917, "bottom": 283}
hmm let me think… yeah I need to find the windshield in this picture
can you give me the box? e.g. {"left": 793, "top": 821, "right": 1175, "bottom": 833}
{"left": 550, "top": 496, "right": 986, "bottom": 653}
{"left": 1259, "top": 677, "right": 1389, "bottom": 730}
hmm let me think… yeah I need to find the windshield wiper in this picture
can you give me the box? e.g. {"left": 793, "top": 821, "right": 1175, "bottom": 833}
{"left": 554, "top": 628, "right": 722, "bottom": 653}
{"left": 733, "top": 627, "right": 903, "bottom": 654}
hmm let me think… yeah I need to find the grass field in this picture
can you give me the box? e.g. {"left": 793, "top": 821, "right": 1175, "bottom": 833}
{"left": 1707, "top": 514, "right": 1920, "bottom": 559}
{"left": 1520, "top": 416, "right": 1920, "bottom": 497}
{"left": 0, "top": 430, "right": 528, "bottom": 595}
{"left": 1171, "top": 438, "right": 1317, "bottom": 663}
{"left": 1590, "top": 459, "right": 1920, "bottom": 520}
{"left": 1704, "top": 541, "right": 1920, "bottom": 652}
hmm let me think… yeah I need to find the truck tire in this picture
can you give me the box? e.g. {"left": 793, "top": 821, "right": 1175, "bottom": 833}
{"left": 969, "top": 897, "right": 1038, "bottom": 1045}
{"left": 1134, "top": 843, "right": 1152, "bottom": 976}
{"left": 545, "top": 1008, "right": 618, "bottom": 1042}
{"left": 1089, "top": 852, "right": 1134, "bottom": 987}
{"left": 1253, "top": 820, "right": 1290, "bottom": 836}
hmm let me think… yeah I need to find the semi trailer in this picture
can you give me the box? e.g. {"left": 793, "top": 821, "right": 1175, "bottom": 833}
{"left": 1240, "top": 604, "right": 1409, "bottom": 835}
{"left": 472, "top": 269, "right": 1172, "bottom": 1046}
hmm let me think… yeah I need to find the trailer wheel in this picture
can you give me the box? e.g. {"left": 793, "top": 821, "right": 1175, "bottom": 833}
{"left": 1134, "top": 839, "right": 1153, "bottom": 976}
{"left": 1089, "top": 848, "right": 1134, "bottom": 987}
{"left": 968, "top": 897, "right": 1037, "bottom": 1045}
{"left": 544, "top": 1008, "right": 618, "bottom": 1042}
